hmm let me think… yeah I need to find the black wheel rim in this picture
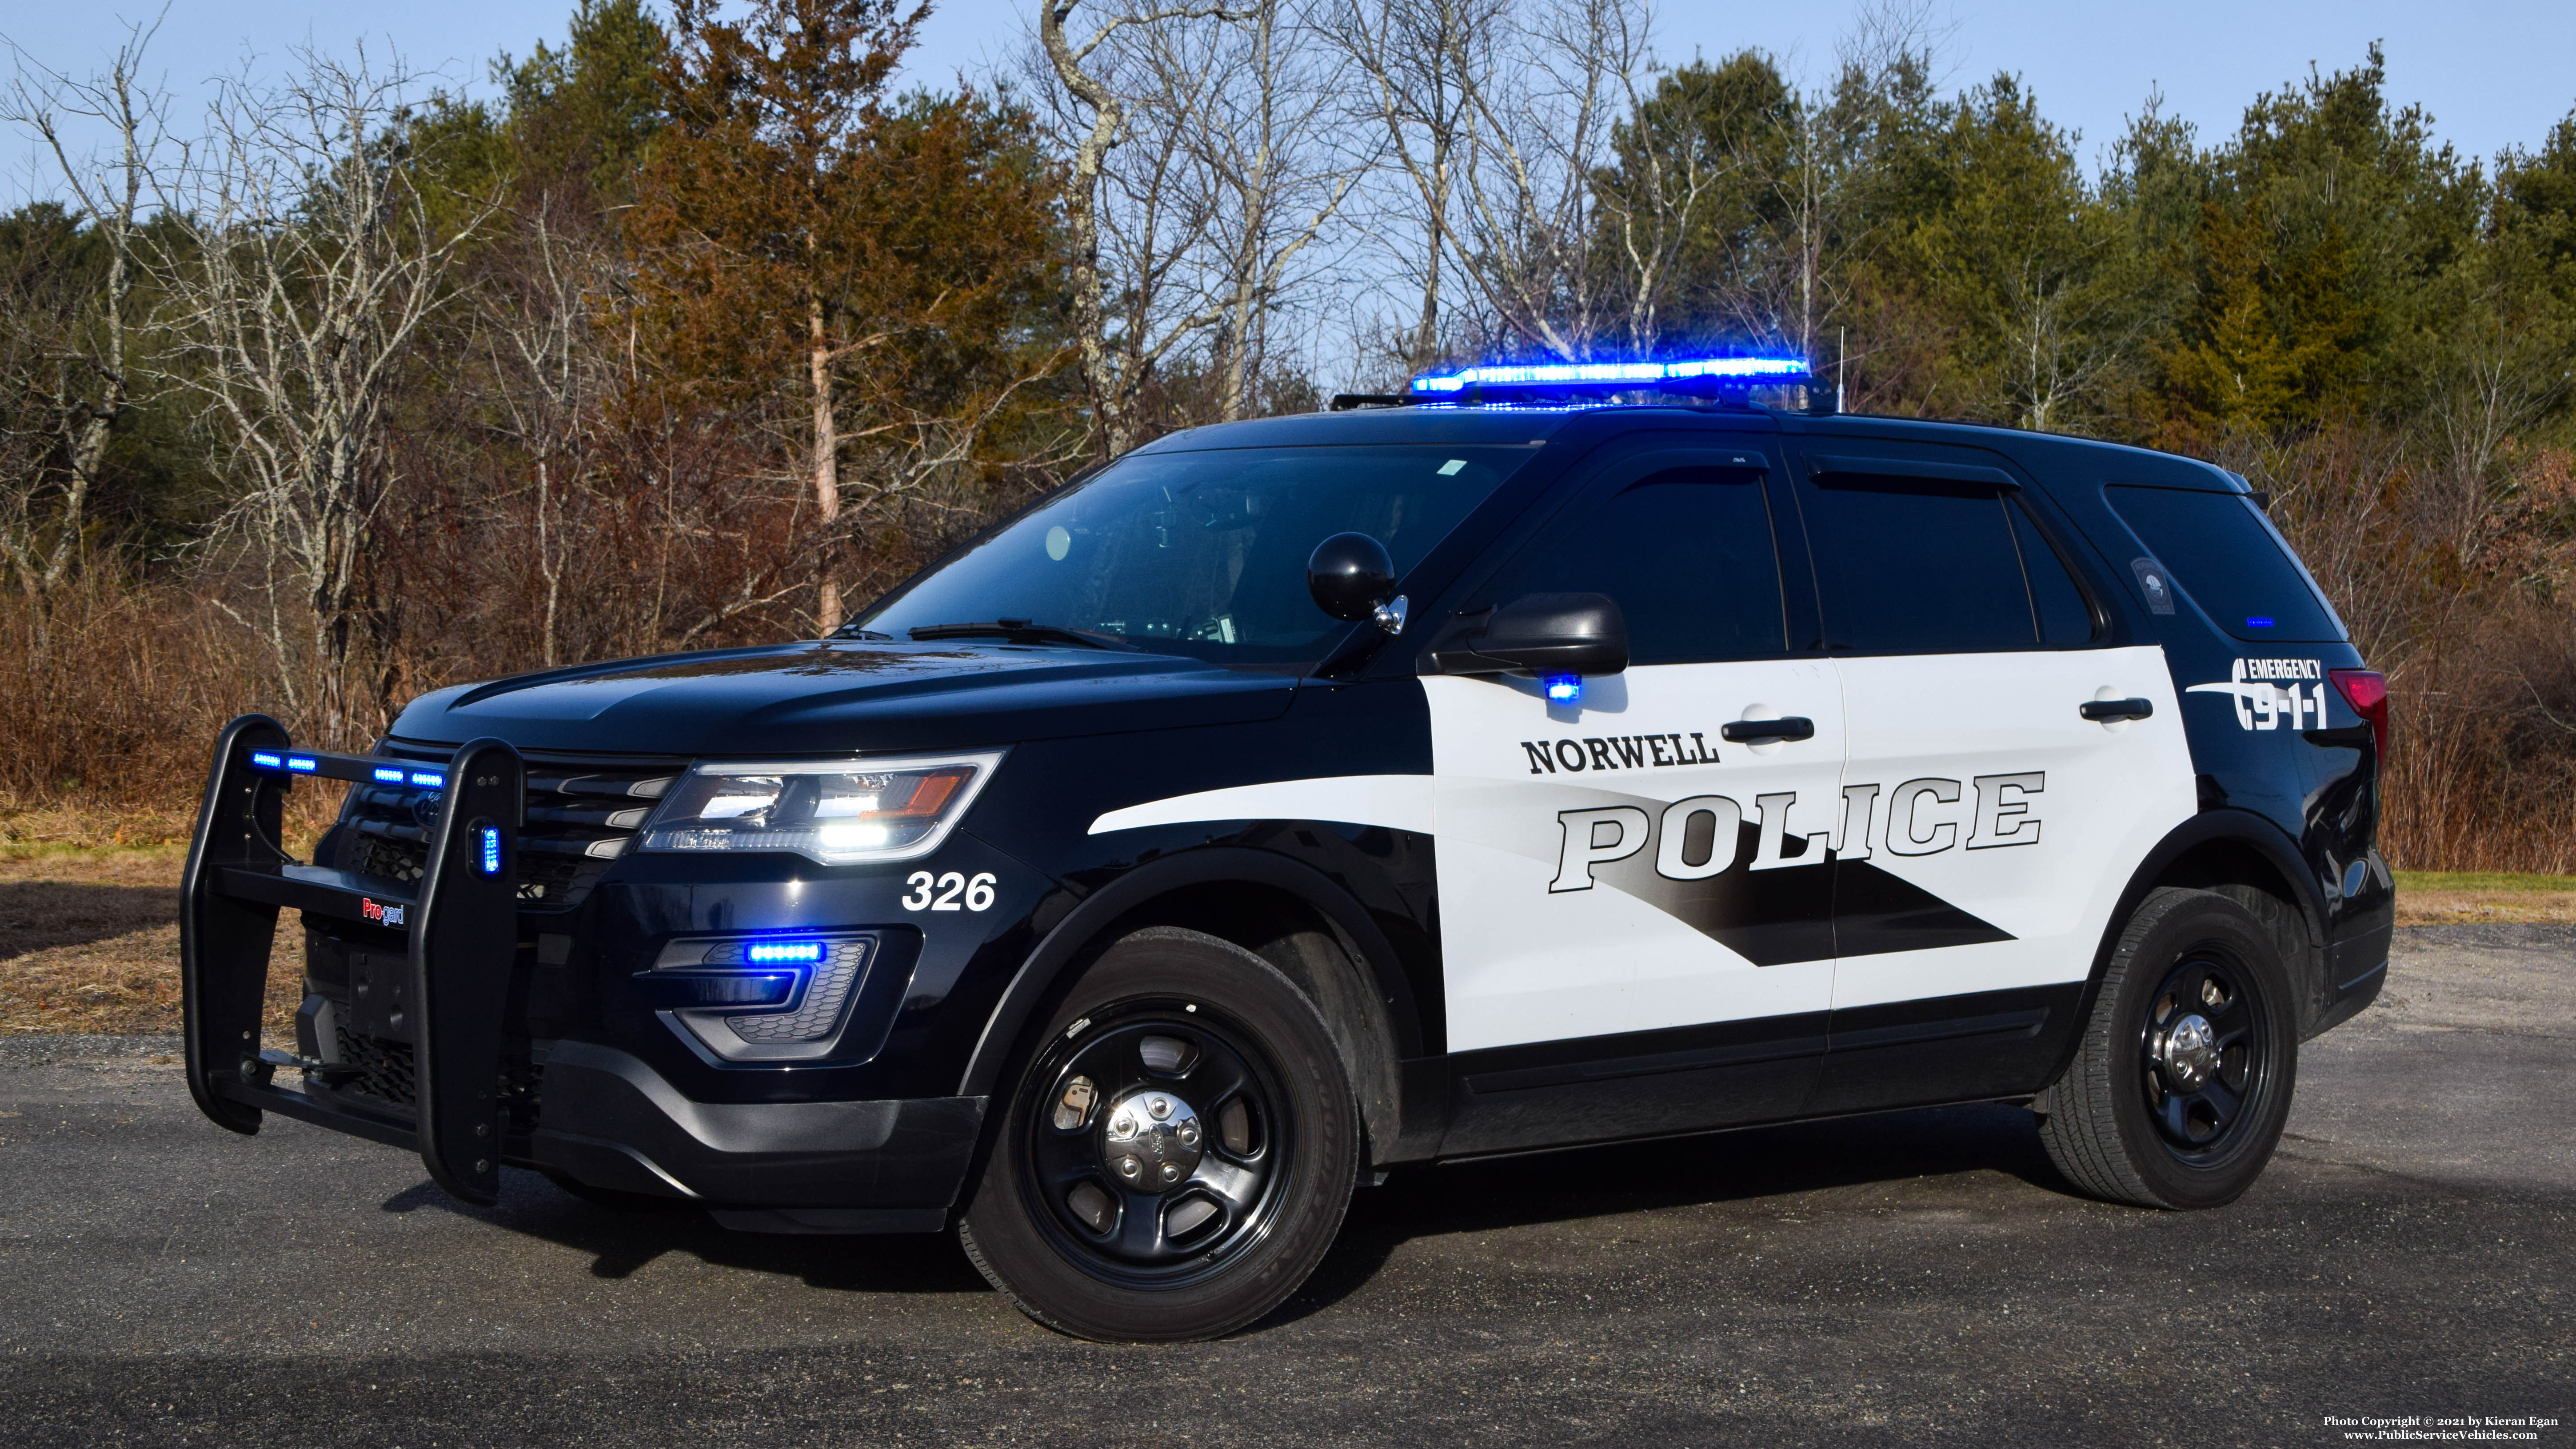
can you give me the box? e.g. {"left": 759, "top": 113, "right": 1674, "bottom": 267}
{"left": 2137, "top": 948, "right": 2272, "bottom": 1162}
{"left": 1017, "top": 998, "right": 1294, "bottom": 1289}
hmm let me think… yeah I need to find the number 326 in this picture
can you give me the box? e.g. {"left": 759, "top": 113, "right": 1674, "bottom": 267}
{"left": 903, "top": 870, "right": 996, "bottom": 912}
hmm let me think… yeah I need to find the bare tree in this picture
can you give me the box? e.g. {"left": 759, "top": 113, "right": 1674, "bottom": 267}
{"left": 1036, "top": 0, "right": 1240, "bottom": 455}
{"left": 2423, "top": 275, "right": 2576, "bottom": 573}
{"left": 1328, "top": 0, "right": 1498, "bottom": 373}
{"left": 474, "top": 201, "right": 615, "bottom": 668}
{"left": 1134, "top": 0, "right": 1368, "bottom": 419}
{"left": 155, "top": 44, "right": 496, "bottom": 739}
{"left": 1446, "top": 0, "right": 1644, "bottom": 362}
{"left": 1756, "top": 0, "right": 1951, "bottom": 369}
{"left": 0, "top": 20, "right": 172, "bottom": 626}
{"left": 1590, "top": 7, "right": 1733, "bottom": 356}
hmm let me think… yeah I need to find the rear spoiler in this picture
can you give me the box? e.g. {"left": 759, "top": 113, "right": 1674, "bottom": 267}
{"left": 179, "top": 714, "right": 526, "bottom": 1205}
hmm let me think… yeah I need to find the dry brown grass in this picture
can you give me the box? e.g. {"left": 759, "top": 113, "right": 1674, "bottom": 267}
{"left": 2390, "top": 872, "right": 2576, "bottom": 926}
{"left": 0, "top": 845, "right": 297, "bottom": 1038}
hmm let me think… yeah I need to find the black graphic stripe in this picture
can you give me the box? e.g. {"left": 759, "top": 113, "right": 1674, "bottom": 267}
{"left": 1584, "top": 820, "right": 2013, "bottom": 966}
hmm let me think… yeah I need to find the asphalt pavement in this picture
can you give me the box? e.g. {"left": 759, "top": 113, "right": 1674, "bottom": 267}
{"left": 0, "top": 926, "right": 2567, "bottom": 1446}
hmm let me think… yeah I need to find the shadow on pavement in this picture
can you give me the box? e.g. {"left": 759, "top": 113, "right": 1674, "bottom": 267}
{"left": 1274, "top": 1099, "right": 2073, "bottom": 1327}
{"left": 379, "top": 1172, "right": 995, "bottom": 1293}
{"left": 367, "top": 1098, "right": 2075, "bottom": 1322}
{"left": 0, "top": 882, "right": 178, "bottom": 958}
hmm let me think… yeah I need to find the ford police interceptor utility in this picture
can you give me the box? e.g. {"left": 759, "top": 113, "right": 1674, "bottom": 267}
{"left": 180, "top": 354, "right": 2393, "bottom": 1341}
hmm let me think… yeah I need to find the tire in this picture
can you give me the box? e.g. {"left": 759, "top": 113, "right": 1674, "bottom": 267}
{"left": 959, "top": 926, "right": 1359, "bottom": 1341}
{"left": 2036, "top": 886, "right": 2300, "bottom": 1209}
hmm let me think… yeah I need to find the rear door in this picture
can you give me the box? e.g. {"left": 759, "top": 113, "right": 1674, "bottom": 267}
{"left": 1424, "top": 444, "right": 1849, "bottom": 1150}
{"left": 1790, "top": 445, "right": 2197, "bottom": 1112}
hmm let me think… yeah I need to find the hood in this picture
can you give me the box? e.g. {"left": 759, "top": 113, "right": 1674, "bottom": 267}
{"left": 387, "top": 640, "right": 1301, "bottom": 755}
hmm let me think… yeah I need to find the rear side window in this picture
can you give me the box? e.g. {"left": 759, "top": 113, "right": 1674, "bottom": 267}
{"left": 1480, "top": 466, "right": 1786, "bottom": 663}
{"left": 1800, "top": 471, "right": 2087, "bottom": 654}
{"left": 2104, "top": 486, "right": 2345, "bottom": 643}
{"left": 2012, "top": 507, "right": 2096, "bottom": 646}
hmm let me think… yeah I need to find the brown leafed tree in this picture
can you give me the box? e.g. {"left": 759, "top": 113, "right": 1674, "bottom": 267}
{"left": 628, "top": 0, "right": 1069, "bottom": 632}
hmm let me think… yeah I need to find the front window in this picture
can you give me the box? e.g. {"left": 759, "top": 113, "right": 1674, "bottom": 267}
{"left": 850, "top": 444, "right": 1539, "bottom": 663}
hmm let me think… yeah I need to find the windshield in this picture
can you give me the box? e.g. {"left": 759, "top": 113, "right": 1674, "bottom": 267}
{"left": 852, "top": 443, "right": 1539, "bottom": 662}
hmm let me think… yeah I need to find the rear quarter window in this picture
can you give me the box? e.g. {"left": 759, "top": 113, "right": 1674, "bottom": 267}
{"left": 2103, "top": 485, "right": 2346, "bottom": 644}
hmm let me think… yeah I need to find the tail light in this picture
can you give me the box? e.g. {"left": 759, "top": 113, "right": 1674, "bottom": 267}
{"left": 2329, "top": 669, "right": 2388, "bottom": 756}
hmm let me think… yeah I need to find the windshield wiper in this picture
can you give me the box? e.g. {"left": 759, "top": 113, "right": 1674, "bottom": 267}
{"left": 906, "top": 619, "right": 1139, "bottom": 651}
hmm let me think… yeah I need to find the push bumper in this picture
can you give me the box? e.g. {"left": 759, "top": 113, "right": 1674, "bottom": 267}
{"left": 182, "top": 715, "right": 525, "bottom": 1204}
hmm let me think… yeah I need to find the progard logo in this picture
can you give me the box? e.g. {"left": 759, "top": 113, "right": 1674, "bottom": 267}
{"left": 359, "top": 897, "right": 406, "bottom": 927}
{"left": 2186, "top": 658, "right": 2326, "bottom": 730}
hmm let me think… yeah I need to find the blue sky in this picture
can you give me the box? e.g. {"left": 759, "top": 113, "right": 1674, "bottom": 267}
{"left": 6, "top": 0, "right": 2572, "bottom": 195}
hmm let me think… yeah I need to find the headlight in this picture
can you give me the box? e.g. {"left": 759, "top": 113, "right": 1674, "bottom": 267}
{"left": 636, "top": 750, "right": 1003, "bottom": 866}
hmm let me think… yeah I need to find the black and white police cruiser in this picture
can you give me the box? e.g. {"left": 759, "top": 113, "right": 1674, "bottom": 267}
{"left": 181, "top": 354, "right": 2393, "bottom": 1341}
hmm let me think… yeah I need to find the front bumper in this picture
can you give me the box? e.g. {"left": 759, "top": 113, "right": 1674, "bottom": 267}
{"left": 181, "top": 716, "right": 982, "bottom": 1233}
{"left": 529, "top": 1040, "right": 982, "bottom": 1230}
{"left": 208, "top": 1039, "right": 983, "bottom": 1233}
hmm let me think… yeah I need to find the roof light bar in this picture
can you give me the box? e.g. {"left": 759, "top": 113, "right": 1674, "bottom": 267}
{"left": 1408, "top": 354, "right": 1813, "bottom": 398}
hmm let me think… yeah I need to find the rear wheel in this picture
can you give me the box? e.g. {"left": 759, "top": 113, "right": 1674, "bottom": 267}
{"left": 959, "top": 927, "right": 1358, "bottom": 1341}
{"left": 2037, "top": 886, "right": 2299, "bottom": 1209}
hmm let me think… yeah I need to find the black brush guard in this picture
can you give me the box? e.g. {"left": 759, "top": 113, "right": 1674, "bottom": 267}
{"left": 181, "top": 714, "right": 527, "bottom": 1206}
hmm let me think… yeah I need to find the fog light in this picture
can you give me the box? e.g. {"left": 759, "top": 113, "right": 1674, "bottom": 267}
{"left": 651, "top": 934, "right": 880, "bottom": 1062}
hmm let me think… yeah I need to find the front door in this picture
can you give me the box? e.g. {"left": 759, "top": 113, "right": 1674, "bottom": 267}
{"left": 1424, "top": 446, "right": 1849, "bottom": 1150}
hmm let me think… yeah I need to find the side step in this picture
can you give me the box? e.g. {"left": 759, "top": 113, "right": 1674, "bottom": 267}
{"left": 180, "top": 715, "right": 528, "bottom": 1205}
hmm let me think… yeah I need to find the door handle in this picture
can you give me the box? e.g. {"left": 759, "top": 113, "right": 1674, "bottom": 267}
{"left": 2080, "top": 698, "right": 2154, "bottom": 722}
{"left": 1721, "top": 716, "right": 1816, "bottom": 744}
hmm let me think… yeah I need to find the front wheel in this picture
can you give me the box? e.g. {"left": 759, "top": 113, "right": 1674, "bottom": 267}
{"left": 959, "top": 927, "right": 1359, "bottom": 1341}
{"left": 2037, "top": 886, "right": 2300, "bottom": 1209}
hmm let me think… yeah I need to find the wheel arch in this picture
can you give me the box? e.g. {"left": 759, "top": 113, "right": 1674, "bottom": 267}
{"left": 959, "top": 844, "right": 1427, "bottom": 1166}
{"left": 2046, "top": 810, "right": 2329, "bottom": 1086}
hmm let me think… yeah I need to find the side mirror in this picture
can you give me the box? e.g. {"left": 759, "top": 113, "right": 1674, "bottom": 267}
{"left": 1436, "top": 592, "right": 1629, "bottom": 677}
{"left": 1308, "top": 532, "right": 1408, "bottom": 634}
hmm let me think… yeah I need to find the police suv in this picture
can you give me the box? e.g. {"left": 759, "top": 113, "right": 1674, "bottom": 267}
{"left": 181, "top": 356, "right": 2392, "bottom": 1341}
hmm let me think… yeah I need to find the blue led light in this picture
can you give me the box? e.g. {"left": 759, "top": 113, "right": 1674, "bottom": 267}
{"left": 248, "top": 751, "right": 284, "bottom": 770}
{"left": 1409, "top": 354, "right": 1812, "bottom": 397}
{"left": 372, "top": 766, "right": 405, "bottom": 784}
{"left": 2246, "top": 616, "right": 2274, "bottom": 628}
{"left": 410, "top": 770, "right": 445, "bottom": 789}
{"left": 478, "top": 825, "right": 503, "bottom": 876}
{"left": 1545, "top": 675, "right": 1584, "bottom": 704}
{"left": 285, "top": 756, "right": 318, "bottom": 772}
{"left": 746, "top": 940, "right": 827, "bottom": 964}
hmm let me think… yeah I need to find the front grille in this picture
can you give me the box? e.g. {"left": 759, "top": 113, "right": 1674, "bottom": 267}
{"left": 325, "top": 1026, "right": 545, "bottom": 1126}
{"left": 333, "top": 1026, "right": 417, "bottom": 1105}
{"left": 330, "top": 741, "right": 691, "bottom": 908}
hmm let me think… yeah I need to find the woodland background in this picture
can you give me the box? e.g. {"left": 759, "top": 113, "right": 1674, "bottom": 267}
{"left": 1, "top": 0, "right": 2572, "bottom": 867}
